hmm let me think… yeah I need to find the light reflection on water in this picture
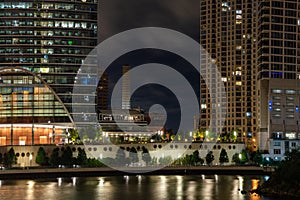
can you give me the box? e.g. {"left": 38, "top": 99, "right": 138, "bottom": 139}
{"left": 0, "top": 175, "right": 280, "bottom": 200}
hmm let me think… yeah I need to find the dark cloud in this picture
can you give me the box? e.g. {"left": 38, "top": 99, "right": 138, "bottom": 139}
{"left": 99, "top": 0, "right": 200, "bottom": 42}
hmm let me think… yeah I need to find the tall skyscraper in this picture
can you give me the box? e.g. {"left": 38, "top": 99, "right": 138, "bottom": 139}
{"left": 200, "top": 0, "right": 257, "bottom": 149}
{"left": 256, "top": 0, "right": 300, "bottom": 160}
{"left": 0, "top": 1, "right": 98, "bottom": 145}
{"left": 121, "top": 65, "right": 131, "bottom": 110}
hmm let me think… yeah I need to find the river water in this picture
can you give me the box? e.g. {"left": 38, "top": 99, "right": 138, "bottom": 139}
{"left": 0, "top": 175, "right": 283, "bottom": 200}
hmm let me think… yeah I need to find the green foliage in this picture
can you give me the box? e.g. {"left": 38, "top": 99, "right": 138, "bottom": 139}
{"left": 67, "top": 129, "right": 81, "bottom": 144}
{"left": 61, "top": 146, "right": 74, "bottom": 166}
{"left": 159, "top": 156, "right": 173, "bottom": 165}
{"left": 231, "top": 150, "right": 248, "bottom": 165}
{"left": 3, "top": 148, "right": 17, "bottom": 168}
{"left": 219, "top": 148, "right": 229, "bottom": 164}
{"left": 260, "top": 149, "right": 300, "bottom": 198}
{"left": 36, "top": 147, "right": 48, "bottom": 166}
{"left": 170, "top": 134, "right": 176, "bottom": 141}
{"left": 240, "top": 149, "right": 248, "bottom": 163}
{"left": 85, "top": 158, "right": 104, "bottom": 167}
{"left": 100, "top": 157, "right": 115, "bottom": 167}
{"left": 115, "top": 147, "right": 127, "bottom": 166}
{"left": 49, "top": 148, "right": 60, "bottom": 167}
{"left": 141, "top": 147, "right": 151, "bottom": 166}
{"left": 232, "top": 153, "right": 240, "bottom": 165}
{"left": 253, "top": 151, "right": 263, "bottom": 165}
{"left": 76, "top": 148, "right": 87, "bottom": 166}
{"left": 181, "top": 154, "right": 193, "bottom": 166}
{"left": 150, "top": 157, "right": 158, "bottom": 165}
{"left": 173, "top": 151, "right": 204, "bottom": 166}
{"left": 205, "top": 151, "right": 214, "bottom": 166}
{"left": 191, "top": 150, "right": 204, "bottom": 165}
{"left": 129, "top": 147, "right": 139, "bottom": 164}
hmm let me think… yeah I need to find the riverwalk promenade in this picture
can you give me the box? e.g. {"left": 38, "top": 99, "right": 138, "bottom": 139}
{"left": 0, "top": 166, "right": 274, "bottom": 180}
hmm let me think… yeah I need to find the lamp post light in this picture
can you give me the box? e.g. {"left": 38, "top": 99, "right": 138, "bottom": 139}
{"left": 234, "top": 131, "right": 237, "bottom": 142}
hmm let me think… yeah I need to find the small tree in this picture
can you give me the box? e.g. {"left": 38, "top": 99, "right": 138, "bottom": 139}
{"left": 129, "top": 147, "right": 139, "bottom": 164}
{"left": 232, "top": 153, "right": 240, "bottom": 165}
{"left": 36, "top": 147, "right": 48, "bottom": 166}
{"left": 141, "top": 147, "right": 151, "bottom": 166}
{"left": 115, "top": 147, "right": 127, "bottom": 166}
{"left": 205, "top": 151, "right": 214, "bottom": 166}
{"left": 219, "top": 148, "right": 229, "bottom": 165}
{"left": 49, "top": 148, "right": 60, "bottom": 167}
{"left": 240, "top": 149, "right": 248, "bottom": 164}
{"left": 61, "top": 146, "right": 74, "bottom": 166}
{"left": 76, "top": 148, "right": 87, "bottom": 166}
{"left": 253, "top": 151, "right": 263, "bottom": 166}
{"left": 192, "top": 150, "right": 204, "bottom": 166}
{"left": 3, "top": 148, "right": 17, "bottom": 168}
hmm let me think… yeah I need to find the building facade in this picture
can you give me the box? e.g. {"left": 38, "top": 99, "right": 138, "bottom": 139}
{"left": 258, "top": 79, "right": 300, "bottom": 160}
{"left": 256, "top": 0, "right": 300, "bottom": 159}
{"left": 200, "top": 0, "right": 257, "bottom": 150}
{"left": 0, "top": 0, "right": 98, "bottom": 145}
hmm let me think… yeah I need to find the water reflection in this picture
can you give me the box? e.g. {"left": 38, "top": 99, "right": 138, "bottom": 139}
{"left": 71, "top": 177, "right": 77, "bottom": 186}
{"left": 0, "top": 175, "right": 280, "bottom": 200}
{"left": 25, "top": 180, "right": 35, "bottom": 200}
{"left": 98, "top": 177, "right": 105, "bottom": 187}
{"left": 176, "top": 176, "right": 183, "bottom": 200}
{"left": 248, "top": 178, "right": 261, "bottom": 200}
{"left": 57, "top": 177, "right": 62, "bottom": 187}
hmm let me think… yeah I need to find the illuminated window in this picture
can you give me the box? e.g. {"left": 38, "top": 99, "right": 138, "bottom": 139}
{"left": 236, "top": 81, "right": 242, "bottom": 86}
{"left": 39, "top": 136, "right": 48, "bottom": 144}
{"left": 272, "top": 89, "right": 282, "bottom": 94}
{"left": 19, "top": 136, "right": 27, "bottom": 145}
{"left": 286, "top": 114, "right": 294, "bottom": 118}
{"left": 235, "top": 71, "right": 242, "bottom": 76}
{"left": 286, "top": 132, "right": 296, "bottom": 139}
{"left": 221, "top": 77, "right": 227, "bottom": 82}
{"left": 0, "top": 137, "right": 6, "bottom": 146}
{"left": 285, "top": 89, "right": 296, "bottom": 94}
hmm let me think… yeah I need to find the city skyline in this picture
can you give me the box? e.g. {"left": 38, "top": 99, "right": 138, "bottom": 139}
{"left": 0, "top": 0, "right": 298, "bottom": 163}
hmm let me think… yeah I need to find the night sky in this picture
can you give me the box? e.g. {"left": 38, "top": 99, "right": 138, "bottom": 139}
{"left": 98, "top": 0, "right": 200, "bottom": 130}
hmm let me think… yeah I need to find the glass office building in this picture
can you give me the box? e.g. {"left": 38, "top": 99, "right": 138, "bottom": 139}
{"left": 0, "top": 0, "right": 98, "bottom": 145}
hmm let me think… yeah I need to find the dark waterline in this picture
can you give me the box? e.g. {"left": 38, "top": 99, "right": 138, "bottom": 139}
{"left": 0, "top": 175, "right": 283, "bottom": 200}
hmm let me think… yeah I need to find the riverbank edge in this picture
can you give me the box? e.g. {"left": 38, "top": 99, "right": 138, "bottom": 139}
{"left": 251, "top": 188, "right": 300, "bottom": 199}
{"left": 0, "top": 166, "right": 272, "bottom": 180}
